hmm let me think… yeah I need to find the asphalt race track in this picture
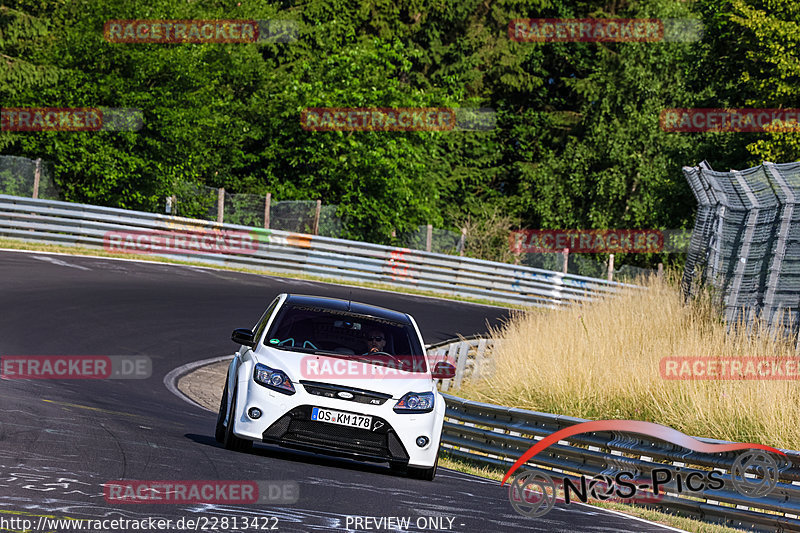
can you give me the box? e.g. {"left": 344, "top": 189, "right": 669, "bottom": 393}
{"left": 0, "top": 250, "right": 683, "bottom": 532}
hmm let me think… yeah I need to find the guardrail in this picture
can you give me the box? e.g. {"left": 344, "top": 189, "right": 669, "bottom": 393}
{"left": 425, "top": 340, "right": 799, "bottom": 531}
{"left": 437, "top": 393, "right": 800, "bottom": 532}
{"left": 427, "top": 336, "right": 495, "bottom": 391}
{"left": 0, "top": 194, "right": 637, "bottom": 308}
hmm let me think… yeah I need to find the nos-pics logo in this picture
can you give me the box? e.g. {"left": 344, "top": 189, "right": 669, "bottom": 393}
{"left": 502, "top": 420, "right": 784, "bottom": 518}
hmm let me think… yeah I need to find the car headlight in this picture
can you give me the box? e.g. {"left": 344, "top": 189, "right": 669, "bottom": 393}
{"left": 253, "top": 363, "right": 295, "bottom": 395}
{"left": 394, "top": 392, "right": 434, "bottom": 413}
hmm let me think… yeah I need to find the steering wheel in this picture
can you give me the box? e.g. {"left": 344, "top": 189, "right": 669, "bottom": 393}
{"left": 362, "top": 350, "right": 405, "bottom": 368}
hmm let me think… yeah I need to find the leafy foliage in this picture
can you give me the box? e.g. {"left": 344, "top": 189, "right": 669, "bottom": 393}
{"left": 0, "top": 0, "right": 793, "bottom": 266}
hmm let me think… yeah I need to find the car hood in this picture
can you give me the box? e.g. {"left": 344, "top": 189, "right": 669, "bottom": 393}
{"left": 255, "top": 348, "right": 434, "bottom": 398}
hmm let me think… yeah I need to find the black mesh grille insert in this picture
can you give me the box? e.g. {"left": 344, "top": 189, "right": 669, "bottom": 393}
{"left": 262, "top": 406, "right": 409, "bottom": 461}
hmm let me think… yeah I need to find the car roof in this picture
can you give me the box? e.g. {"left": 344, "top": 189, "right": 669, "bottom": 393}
{"left": 282, "top": 294, "right": 412, "bottom": 324}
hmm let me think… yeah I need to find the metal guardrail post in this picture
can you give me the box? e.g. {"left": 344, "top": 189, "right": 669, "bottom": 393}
{"left": 470, "top": 338, "right": 488, "bottom": 381}
{"left": 426, "top": 224, "right": 432, "bottom": 253}
{"left": 32, "top": 158, "right": 42, "bottom": 199}
{"left": 313, "top": 199, "right": 321, "bottom": 235}
{"left": 217, "top": 187, "right": 224, "bottom": 223}
{"left": 452, "top": 341, "right": 471, "bottom": 390}
{"left": 264, "top": 193, "right": 271, "bottom": 229}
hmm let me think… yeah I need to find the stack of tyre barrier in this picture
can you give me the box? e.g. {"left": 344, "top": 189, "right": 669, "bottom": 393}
{"left": 682, "top": 161, "right": 800, "bottom": 339}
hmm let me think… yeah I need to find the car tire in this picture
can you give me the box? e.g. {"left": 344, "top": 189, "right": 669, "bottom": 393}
{"left": 215, "top": 377, "right": 229, "bottom": 444}
{"left": 407, "top": 452, "right": 438, "bottom": 481}
{"left": 223, "top": 384, "right": 253, "bottom": 452}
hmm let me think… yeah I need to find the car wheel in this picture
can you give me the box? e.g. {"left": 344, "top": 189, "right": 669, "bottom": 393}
{"left": 407, "top": 452, "right": 438, "bottom": 481}
{"left": 215, "top": 377, "right": 229, "bottom": 443}
{"left": 223, "top": 385, "right": 253, "bottom": 452}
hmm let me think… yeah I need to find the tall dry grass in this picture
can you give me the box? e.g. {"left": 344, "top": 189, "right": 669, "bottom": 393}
{"left": 458, "top": 272, "right": 800, "bottom": 450}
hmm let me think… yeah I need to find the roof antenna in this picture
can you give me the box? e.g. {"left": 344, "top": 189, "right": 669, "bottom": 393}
{"left": 348, "top": 290, "right": 352, "bottom": 311}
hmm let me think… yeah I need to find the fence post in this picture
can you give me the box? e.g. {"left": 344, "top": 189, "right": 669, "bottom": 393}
{"left": 562, "top": 247, "right": 569, "bottom": 274}
{"left": 217, "top": 187, "right": 225, "bottom": 223}
{"left": 313, "top": 199, "right": 321, "bottom": 235}
{"left": 426, "top": 224, "right": 433, "bottom": 252}
{"left": 32, "top": 158, "right": 42, "bottom": 199}
{"left": 452, "top": 341, "right": 471, "bottom": 390}
{"left": 264, "top": 193, "right": 271, "bottom": 229}
{"left": 657, "top": 262, "right": 664, "bottom": 279}
{"left": 457, "top": 227, "right": 467, "bottom": 256}
{"left": 607, "top": 254, "right": 615, "bottom": 281}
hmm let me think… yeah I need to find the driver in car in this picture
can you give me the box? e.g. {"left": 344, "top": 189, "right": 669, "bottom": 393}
{"left": 365, "top": 328, "right": 390, "bottom": 354}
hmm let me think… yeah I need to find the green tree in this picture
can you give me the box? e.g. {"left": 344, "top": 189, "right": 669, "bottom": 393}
{"left": 728, "top": 0, "right": 800, "bottom": 162}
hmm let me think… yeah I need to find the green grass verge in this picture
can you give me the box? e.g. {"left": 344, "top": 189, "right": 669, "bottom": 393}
{"left": 0, "top": 236, "right": 527, "bottom": 310}
{"left": 439, "top": 452, "right": 744, "bottom": 533}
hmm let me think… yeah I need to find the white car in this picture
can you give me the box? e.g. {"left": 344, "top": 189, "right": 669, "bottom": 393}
{"left": 215, "top": 293, "right": 456, "bottom": 480}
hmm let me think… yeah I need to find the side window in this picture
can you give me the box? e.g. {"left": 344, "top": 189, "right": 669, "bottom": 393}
{"left": 252, "top": 298, "right": 280, "bottom": 346}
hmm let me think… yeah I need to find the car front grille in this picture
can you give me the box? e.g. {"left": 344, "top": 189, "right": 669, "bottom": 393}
{"left": 262, "top": 405, "right": 409, "bottom": 463}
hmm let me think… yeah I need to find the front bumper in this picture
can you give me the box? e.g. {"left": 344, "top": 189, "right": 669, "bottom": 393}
{"left": 262, "top": 405, "right": 410, "bottom": 465}
{"left": 232, "top": 371, "right": 443, "bottom": 468}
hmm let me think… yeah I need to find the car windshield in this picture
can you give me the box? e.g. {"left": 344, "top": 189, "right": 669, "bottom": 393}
{"left": 264, "top": 304, "right": 427, "bottom": 372}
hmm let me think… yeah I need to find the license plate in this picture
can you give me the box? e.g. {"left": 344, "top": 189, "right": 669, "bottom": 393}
{"left": 311, "top": 407, "right": 372, "bottom": 429}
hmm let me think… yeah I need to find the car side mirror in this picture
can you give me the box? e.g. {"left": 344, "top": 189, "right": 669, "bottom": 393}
{"left": 231, "top": 328, "right": 256, "bottom": 347}
{"left": 431, "top": 361, "right": 456, "bottom": 379}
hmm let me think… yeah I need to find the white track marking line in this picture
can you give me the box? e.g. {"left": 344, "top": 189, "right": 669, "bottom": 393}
{"left": 31, "top": 254, "right": 91, "bottom": 270}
